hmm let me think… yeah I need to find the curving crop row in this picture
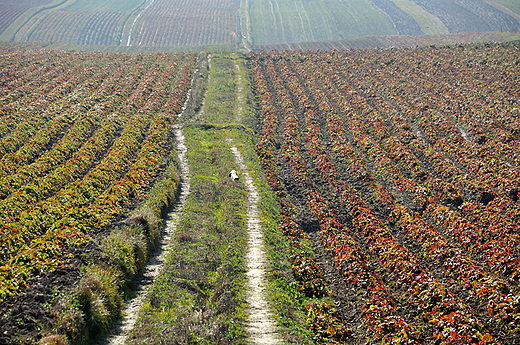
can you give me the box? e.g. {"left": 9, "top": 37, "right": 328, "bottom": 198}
{"left": 75, "top": 11, "right": 126, "bottom": 46}
{"left": 27, "top": 11, "right": 92, "bottom": 44}
{"left": 337, "top": 47, "right": 520, "bottom": 197}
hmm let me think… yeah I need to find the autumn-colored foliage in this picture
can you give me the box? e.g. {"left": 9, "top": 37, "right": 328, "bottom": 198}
{"left": 251, "top": 42, "right": 520, "bottom": 342}
{"left": 0, "top": 49, "right": 196, "bottom": 299}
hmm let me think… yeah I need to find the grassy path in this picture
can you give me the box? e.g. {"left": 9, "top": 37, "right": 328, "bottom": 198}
{"left": 98, "top": 53, "right": 315, "bottom": 344}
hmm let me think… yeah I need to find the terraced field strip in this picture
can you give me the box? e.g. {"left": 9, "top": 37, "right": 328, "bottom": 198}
{"left": 226, "top": 138, "right": 282, "bottom": 345}
{"left": 390, "top": 0, "right": 448, "bottom": 34}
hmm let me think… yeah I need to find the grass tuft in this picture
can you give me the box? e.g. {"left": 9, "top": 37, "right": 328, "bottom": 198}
{"left": 38, "top": 335, "right": 67, "bottom": 345}
{"left": 76, "top": 265, "right": 123, "bottom": 336}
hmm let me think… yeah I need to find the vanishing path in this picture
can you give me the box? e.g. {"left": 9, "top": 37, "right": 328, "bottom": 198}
{"left": 99, "top": 125, "right": 191, "bottom": 345}
{"left": 226, "top": 138, "right": 282, "bottom": 345}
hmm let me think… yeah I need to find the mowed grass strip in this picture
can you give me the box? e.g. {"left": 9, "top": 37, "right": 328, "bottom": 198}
{"left": 127, "top": 127, "right": 249, "bottom": 344}
{"left": 200, "top": 55, "right": 239, "bottom": 124}
{"left": 390, "top": 0, "right": 448, "bottom": 34}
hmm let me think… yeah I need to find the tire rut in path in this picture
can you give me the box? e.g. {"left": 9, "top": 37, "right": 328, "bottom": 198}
{"left": 226, "top": 138, "right": 282, "bottom": 345}
{"left": 99, "top": 124, "right": 190, "bottom": 345}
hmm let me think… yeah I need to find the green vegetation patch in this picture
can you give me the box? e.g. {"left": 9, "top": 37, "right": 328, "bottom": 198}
{"left": 202, "top": 56, "right": 238, "bottom": 123}
{"left": 196, "top": 53, "right": 260, "bottom": 131}
{"left": 128, "top": 127, "right": 249, "bottom": 344}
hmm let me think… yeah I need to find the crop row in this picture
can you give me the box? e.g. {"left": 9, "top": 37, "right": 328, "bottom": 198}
{"left": 339, "top": 46, "right": 519, "bottom": 192}
{"left": 129, "top": 8, "right": 237, "bottom": 46}
{"left": 75, "top": 11, "right": 127, "bottom": 46}
{"left": 0, "top": 8, "right": 26, "bottom": 35}
{"left": 300, "top": 71, "right": 497, "bottom": 343}
{"left": 26, "top": 11, "right": 92, "bottom": 44}
{"left": 0, "top": 49, "right": 196, "bottom": 299}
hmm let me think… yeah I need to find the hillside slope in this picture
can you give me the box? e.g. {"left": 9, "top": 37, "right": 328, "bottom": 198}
{"left": 0, "top": 0, "right": 519, "bottom": 49}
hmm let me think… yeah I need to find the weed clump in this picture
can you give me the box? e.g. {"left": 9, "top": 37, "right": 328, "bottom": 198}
{"left": 100, "top": 227, "right": 146, "bottom": 277}
{"left": 76, "top": 266, "right": 122, "bottom": 336}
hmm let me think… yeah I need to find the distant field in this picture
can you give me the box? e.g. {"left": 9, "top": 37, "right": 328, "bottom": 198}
{"left": 0, "top": 0, "right": 54, "bottom": 36}
{"left": 126, "top": 0, "right": 239, "bottom": 47}
{"left": 249, "top": 0, "right": 396, "bottom": 45}
{"left": 0, "top": 0, "right": 518, "bottom": 49}
{"left": 64, "top": 0, "right": 143, "bottom": 12}
{"left": 411, "top": 0, "right": 519, "bottom": 33}
{"left": 0, "top": 0, "right": 239, "bottom": 48}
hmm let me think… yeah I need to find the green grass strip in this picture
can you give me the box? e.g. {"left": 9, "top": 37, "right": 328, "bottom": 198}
{"left": 390, "top": 0, "right": 449, "bottom": 34}
{"left": 127, "top": 127, "right": 249, "bottom": 344}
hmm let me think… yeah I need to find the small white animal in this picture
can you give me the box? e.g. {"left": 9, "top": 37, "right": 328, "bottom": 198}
{"left": 229, "top": 169, "right": 239, "bottom": 181}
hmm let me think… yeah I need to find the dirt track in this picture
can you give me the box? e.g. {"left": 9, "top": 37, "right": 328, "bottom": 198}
{"left": 227, "top": 138, "right": 282, "bottom": 345}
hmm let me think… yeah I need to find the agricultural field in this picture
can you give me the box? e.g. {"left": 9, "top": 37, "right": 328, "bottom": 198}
{"left": 1, "top": 36, "right": 520, "bottom": 345}
{"left": 247, "top": 0, "right": 520, "bottom": 46}
{"left": 250, "top": 41, "right": 520, "bottom": 343}
{"left": 0, "top": 47, "right": 197, "bottom": 343}
{"left": 411, "top": 0, "right": 520, "bottom": 33}
{"left": 125, "top": 0, "right": 239, "bottom": 47}
{"left": 1, "top": 0, "right": 519, "bottom": 50}
{"left": 248, "top": 0, "right": 397, "bottom": 45}
{"left": 0, "top": 0, "right": 240, "bottom": 49}
{"left": 0, "top": 0, "right": 53, "bottom": 36}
